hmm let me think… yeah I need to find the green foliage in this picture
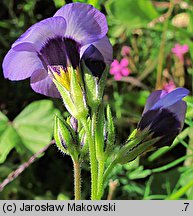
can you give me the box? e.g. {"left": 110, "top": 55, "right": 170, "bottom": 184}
{"left": 53, "top": 0, "right": 65, "bottom": 8}
{"left": 0, "top": 100, "right": 56, "bottom": 163}
{"left": 0, "top": 0, "right": 193, "bottom": 200}
{"left": 106, "top": 0, "right": 159, "bottom": 29}
{"left": 0, "top": 122, "right": 19, "bottom": 163}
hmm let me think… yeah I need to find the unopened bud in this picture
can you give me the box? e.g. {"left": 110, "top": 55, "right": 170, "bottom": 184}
{"left": 70, "top": 116, "right": 78, "bottom": 132}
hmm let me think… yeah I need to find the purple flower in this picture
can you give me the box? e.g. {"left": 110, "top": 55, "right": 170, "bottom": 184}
{"left": 171, "top": 43, "right": 189, "bottom": 62}
{"left": 2, "top": 3, "right": 113, "bottom": 97}
{"left": 138, "top": 88, "right": 189, "bottom": 148}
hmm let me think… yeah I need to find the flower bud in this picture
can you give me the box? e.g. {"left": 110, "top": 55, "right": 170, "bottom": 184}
{"left": 137, "top": 88, "right": 189, "bottom": 148}
{"left": 54, "top": 115, "right": 78, "bottom": 158}
{"left": 115, "top": 88, "right": 189, "bottom": 165}
{"left": 82, "top": 62, "right": 108, "bottom": 111}
{"left": 70, "top": 116, "right": 78, "bottom": 133}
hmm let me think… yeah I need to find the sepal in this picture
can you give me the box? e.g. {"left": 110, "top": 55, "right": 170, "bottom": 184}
{"left": 78, "top": 118, "right": 91, "bottom": 160}
{"left": 115, "top": 130, "right": 160, "bottom": 164}
{"left": 83, "top": 63, "right": 108, "bottom": 110}
{"left": 50, "top": 66, "right": 88, "bottom": 120}
{"left": 53, "top": 79, "right": 76, "bottom": 116}
{"left": 70, "top": 69, "right": 88, "bottom": 119}
{"left": 95, "top": 105, "right": 105, "bottom": 160}
{"left": 54, "top": 115, "right": 78, "bottom": 158}
{"left": 104, "top": 105, "right": 115, "bottom": 156}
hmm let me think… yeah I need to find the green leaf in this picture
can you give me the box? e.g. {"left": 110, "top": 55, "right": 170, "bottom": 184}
{"left": 0, "top": 125, "right": 20, "bottom": 163}
{"left": 13, "top": 100, "right": 56, "bottom": 154}
{"left": 166, "top": 178, "right": 193, "bottom": 200}
{"left": 178, "top": 167, "right": 193, "bottom": 199}
{"left": 0, "top": 112, "right": 8, "bottom": 134}
{"left": 128, "top": 166, "right": 151, "bottom": 180}
{"left": 0, "top": 112, "right": 20, "bottom": 163}
{"left": 53, "top": 0, "right": 65, "bottom": 8}
{"left": 106, "top": 0, "right": 159, "bottom": 30}
{"left": 152, "top": 154, "right": 193, "bottom": 173}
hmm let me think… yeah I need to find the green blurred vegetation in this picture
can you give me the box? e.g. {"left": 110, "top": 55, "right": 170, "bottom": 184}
{"left": 0, "top": 0, "right": 193, "bottom": 200}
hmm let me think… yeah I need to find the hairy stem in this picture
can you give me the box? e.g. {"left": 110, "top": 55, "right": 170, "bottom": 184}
{"left": 103, "top": 160, "right": 118, "bottom": 186}
{"left": 73, "top": 159, "right": 81, "bottom": 200}
{"left": 97, "top": 158, "right": 105, "bottom": 199}
{"left": 81, "top": 119, "right": 98, "bottom": 200}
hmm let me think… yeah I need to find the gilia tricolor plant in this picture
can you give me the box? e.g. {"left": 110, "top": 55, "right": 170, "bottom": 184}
{"left": 2, "top": 3, "right": 189, "bottom": 200}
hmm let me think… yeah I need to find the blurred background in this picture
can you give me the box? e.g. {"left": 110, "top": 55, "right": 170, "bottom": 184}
{"left": 0, "top": 0, "right": 193, "bottom": 200}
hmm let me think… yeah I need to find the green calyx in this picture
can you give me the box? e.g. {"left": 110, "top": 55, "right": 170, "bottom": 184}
{"left": 52, "top": 68, "right": 88, "bottom": 120}
{"left": 115, "top": 129, "right": 160, "bottom": 165}
{"left": 94, "top": 105, "right": 115, "bottom": 160}
{"left": 104, "top": 105, "right": 115, "bottom": 157}
{"left": 54, "top": 115, "right": 79, "bottom": 160}
{"left": 83, "top": 62, "right": 108, "bottom": 111}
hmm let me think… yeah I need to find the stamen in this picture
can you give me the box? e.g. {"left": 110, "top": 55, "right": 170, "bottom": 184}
{"left": 48, "top": 65, "right": 71, "bottom": 91}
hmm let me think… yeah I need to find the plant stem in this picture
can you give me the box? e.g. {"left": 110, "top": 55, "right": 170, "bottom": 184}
{"left": 92, "top": 109, "right": 105, "bottom": 200}
{"left": 103, "top": 160, "right": 117, "bottom": 185}
{"left": 81, "top": 119, "right": 98, "bottom": 200}
{"left": 166, "top": 178, "right": 193, "bottom": 200}
{"left": 97, "top": 158, "right": 105, "bottom": 199}
{"left": 155, "top": 0, "right": 174, "bottom": 89}
{"left": 73, "top": 159, "right": 81, "bottom": 200}
{"left": 107, "top": 179, "right": 119, "bottom": 200}
{"left": 91, "top": 111, "right": 97, "bottom": 135}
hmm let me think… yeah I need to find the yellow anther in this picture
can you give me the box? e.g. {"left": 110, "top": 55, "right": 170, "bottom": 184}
{"left": 49, "top": 65, "right": 83, "bottom": 92}
{"left": 53, "top": 67, "right": 70, "bottom": 91}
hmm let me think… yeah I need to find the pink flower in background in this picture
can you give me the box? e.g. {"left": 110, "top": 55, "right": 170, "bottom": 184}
{"left": 171, "top": 43, "right": 189, "bottom": 62}
{"left": 163, "top": 80, "right": 176, "bottom": 93}
{"left": 110, "top": 58, "right": 131, "bottom": 80}
{"left": 121, "top": 46, "right": 130, "bottom": 56}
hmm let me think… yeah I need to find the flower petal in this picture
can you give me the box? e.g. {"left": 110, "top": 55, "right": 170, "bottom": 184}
{"left": 81, "top": 43, "right": 107, "bottom": 77}
{"left": 143, "top": 90, "right": 166, "bottom": 114}
{"left": 82, "top": 48, "right": 106, "bottom": 77}
{"left": 121, "top": 68, "right": 130, "bottom": 76}
{"left": 30, "top": 69, "right": 60, "bottom": 98}
{"left": 120, "top": 58, "right": 129, "bottom": 67}
{"left": 182, "top": 44, "right": 189, "bottom": 53}
{"left": 111, "top": 60, "right": 119, "bottom": 67}
{"left": 54, "top": 3, "right": 108, "bottom": 45}
{"left": 12, "top": 17, "right": 67, "bottom": 52}
{"left": 167, "top": 100, "right": 187, "bottom": 128}
{"left": 114, "top": 74, "right": 122, "bottom": 80}
{"left": 138, "top": 108, "right": 181, "bottom": 148}
{"left": 152, "top": 87, "right": 189, "bottom": 110}
{"left": 80, "top": 36, "right": 113, "bottom": 65}
{"left": 110, "top": 67, "right": 119, "bottom": 75}
{"left": 3, "top": 49, "right": 43, "bottom": 80}
{"left": 81, "top": 44, "right": 104, "bottom": 62}
{"left": 13, "top": 42, "right": 37, "bottom": 52}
